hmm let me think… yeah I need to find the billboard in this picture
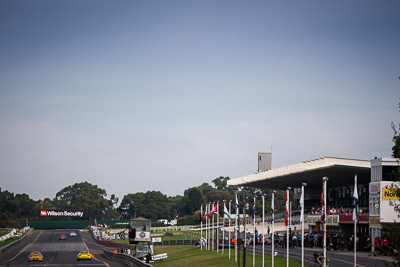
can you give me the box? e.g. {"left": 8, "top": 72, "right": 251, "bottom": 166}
{"left": 22, "top": 210, "right": 103, "bottom": 218}
{"left": 379, "top": 182, "right": 400, "bottom": 223}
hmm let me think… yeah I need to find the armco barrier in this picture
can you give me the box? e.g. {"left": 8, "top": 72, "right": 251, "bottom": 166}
{"left": 103, "top": 248, "right": 153, "bottom": 267}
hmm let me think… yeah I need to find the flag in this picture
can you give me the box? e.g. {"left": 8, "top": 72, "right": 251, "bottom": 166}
{"left": 119, "top": 231, "right": 125, "bottom": 240}
{"left": 236, "top": 194, "right": 239, "bottom": 215}
{"left": 300, "top": 187, "right": 304, "bottom": 222}
{"left": 320, "top": 183, "right": 324, "bottom": 206}
{"left": 224, "top": 203, "right": 230, "bottom": 219}
{"left": 202, "top": 207, "right": 207, "bottom": 222}
{"left": 210, "top": 204, "right": 218, "bottom": 218}
{"left": 320, "top": 183, "right": 325, "bottom": 223}
{"left": 243, "top": 202, "right": 246, "bottom": 226}
{"left": 271, "top": 195, "right": 274, "bottom": 215}
{"left": 285, "top": 192, "right": 289, "bottom": 226}
{"left": 202, "top": 205, "right": 208, "bottom": 222}
{"left": 252, "top": 201, "right": 256, "bottom": 218}
{"left": 353, "top": 180, "right": 359, "bottom": 222}
{"left": 260, "top": 202, "right": 263, "bottom": 219}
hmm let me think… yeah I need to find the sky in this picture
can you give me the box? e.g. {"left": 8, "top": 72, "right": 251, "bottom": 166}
{"left": 0, "top": 1, "right": 399, "bottom": 202}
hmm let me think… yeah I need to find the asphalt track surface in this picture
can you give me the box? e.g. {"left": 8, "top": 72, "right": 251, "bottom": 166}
{"left": 0, "top": 230, "right": 126, "bottom": 267}
{"left": 0, "top": 230, "right": 394, "bottom": 267}
{"left": 251, "top": 243, "right": 393, "bottom": 267}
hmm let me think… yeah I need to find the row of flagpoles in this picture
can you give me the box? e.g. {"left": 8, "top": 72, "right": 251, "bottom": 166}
{"left": 199, "top": 174, "right": 360, "bottom": 267}
{"left": 200, "top": 192, "right": 277, "bottom": 267}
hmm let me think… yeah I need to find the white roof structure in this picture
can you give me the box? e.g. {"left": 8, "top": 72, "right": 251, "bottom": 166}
{"left": 227, "top": 156, "right": 371, "bottom": 190}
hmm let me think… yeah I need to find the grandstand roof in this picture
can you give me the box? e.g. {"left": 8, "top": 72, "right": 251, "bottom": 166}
{"left": 227, "top": 156, "right": 371, "bottom": 190}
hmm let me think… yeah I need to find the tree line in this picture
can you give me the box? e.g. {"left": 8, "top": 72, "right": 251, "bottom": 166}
{"left": 0, "top": 177, "right": 286, "bottom": 228}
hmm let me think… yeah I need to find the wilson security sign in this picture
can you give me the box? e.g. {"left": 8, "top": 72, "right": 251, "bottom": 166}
{"left": 41, "top": 210, "right": 84, "bottom": 217}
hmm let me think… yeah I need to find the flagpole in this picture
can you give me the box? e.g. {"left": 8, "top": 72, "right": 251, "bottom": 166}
{"left": 210, "top": 203, "right": 212, "bottom": 251}
{"left": 243, "top": 196, "right": 247, "bottom": 267}
{"left": 262, "top": 195, "right": 265, "bottom": 267}
{"left": 222, "top": 200, "right": 225, "bottom": 255}
{"left": 235, "top": 194, "right": 238, "bottom": 263}
{"left": 286, "top": 187, "right": 291, "bottom": 267}
{"left": 209, "top": 203, "right": 211, "bottom": 251}
{"left": 217, "top": 201, "right": 220, "bottom": 253}
{"left": 229, "top": 200, "right": 232, "bottom": 259}
{"left": 206, "top": 203, "right": 209, "bottom": 250}
{"left": 253, "top": 196, "right": 256, "bottom": 267}
{"left": 354, "top": 174, "right": 358, "bottom": 267}
{"left": 213, "top": 203, "right": 215, "bottom": 252}
{"left": 272, "top": 190, "right": 275, "bottom": 267}
{"left": 201, "top": 204, "right": 203, "bottom": 252}
{"left": 301, "top": 183, "right": 307, "bottom": 267}
{"left": 323, "top": 177, "right": 328, "bottom": 267}
{"left": 237, "top": 196, "right": 240, "bottom": 266}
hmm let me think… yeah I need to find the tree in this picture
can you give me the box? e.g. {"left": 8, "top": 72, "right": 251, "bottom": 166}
{"left": 197, "top": 183, "right": 214, "bottom": 198}
{"left": 104, "top": 194, "right": 119, "bottom": 218}
{"left": 212, "top": 176, "right": 230, "bottom": 190}
{"left": 140, "top": 191, "right": 170, "bottom": 220}
{"left": 53, "top": 182, "right": 114, "bottom": 216}
{"left": 0, "top": 190, "right": 37, "bottom": 219}
{"left": 119, "top": 192, "right": 145, "bottom": 219}
{"left": 0, "top": 212, "right": 20, "bottom": 228}
{"left": 183, "top": 187, "right": 203, "bottom": 215}
{"left": 35, "top": 198, "right": 57, "bottom": 210}
{"left": 167, "top": 195, "right": 184, "bottom": 219}
{"left": 205, "top": 189, "right": 232, "bottom": 204}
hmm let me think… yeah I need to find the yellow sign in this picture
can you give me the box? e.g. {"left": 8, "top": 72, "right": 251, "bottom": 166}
{"left": 369, "top": 216, "right": 380, "bottom": 226}
{"left": 382, "top": 188, "right": 400, "bottom": 200}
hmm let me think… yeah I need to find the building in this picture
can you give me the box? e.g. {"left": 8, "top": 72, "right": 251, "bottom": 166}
{"left": 369, "top": 157, "right": 400, "bottom": 250}
{"left": 227, "top": 156, "right": 400, "bottom": 251}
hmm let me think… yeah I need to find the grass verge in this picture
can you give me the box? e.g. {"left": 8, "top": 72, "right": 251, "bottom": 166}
{"left": 150, "top": 245, "right": 305, "bottom": 267}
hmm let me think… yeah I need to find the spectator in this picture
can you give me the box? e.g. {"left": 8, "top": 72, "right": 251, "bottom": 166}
{"left": 317, "top": 253, "right": 330, "bottom": 267}
{"left": 382, "top": 237, "right": 389, "bottom": 256}
{"left": 373, "top": 237, "right": 380, "bottom": 256}
{"left": 365, "top": 237, "right": 372, "bottom": 256}
{"left": 327, "top": 234, "right": 331, "bottom": 251}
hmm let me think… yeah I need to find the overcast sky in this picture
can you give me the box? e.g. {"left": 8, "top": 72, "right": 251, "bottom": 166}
{"left": 1, "top": 1, "right": 399, "bottom": 202}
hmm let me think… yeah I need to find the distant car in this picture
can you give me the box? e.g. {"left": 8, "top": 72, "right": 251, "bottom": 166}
{"left": 70, "top": 231, "right": 77, "bottom": 236}
{"left": 59, "top": 234, "right": 67, "bottom": 240}
{"left": 28, "top": 251, "right": 43, "bottom": 262}
{"left": 77, "top": 251, "right": 92, "bottom": 261}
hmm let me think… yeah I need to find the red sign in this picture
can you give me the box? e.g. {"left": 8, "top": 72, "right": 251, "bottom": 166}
{"left": 40, "top": 210, "right": 47, "bottom": 216}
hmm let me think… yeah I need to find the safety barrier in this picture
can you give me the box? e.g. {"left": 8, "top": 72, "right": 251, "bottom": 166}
{"left": 103, "top": 247, "right": 153, "bottom": 267}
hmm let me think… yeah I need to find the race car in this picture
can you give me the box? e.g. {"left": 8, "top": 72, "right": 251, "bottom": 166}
{"left": 59, "top": 234, "right": 67, "bottom": 240}
{"left": 28, "top": 251, "right": 43, "bottom": 262}
{"left": 70, "top": 231, "right": 77, "bottom": 236}
{"left": 77, "top": 251, "right": 92, "bottom": 261}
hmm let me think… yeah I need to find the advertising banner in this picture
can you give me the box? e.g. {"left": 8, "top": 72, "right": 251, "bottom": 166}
{"left": 135, "top": 231, "right": 151, "bottom": 242}
{"left": 22, "top": 210, "right": 103, "bottom": 218}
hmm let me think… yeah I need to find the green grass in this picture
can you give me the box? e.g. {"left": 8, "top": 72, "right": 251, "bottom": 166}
{"left": 0, "top": 232, "right": 8, "bottom": 237}
{"left": 0, "top": 232, "right": 25, "bottom": 247}
{"left": 151, "top": 245, "right": 305, "bottom": 267}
